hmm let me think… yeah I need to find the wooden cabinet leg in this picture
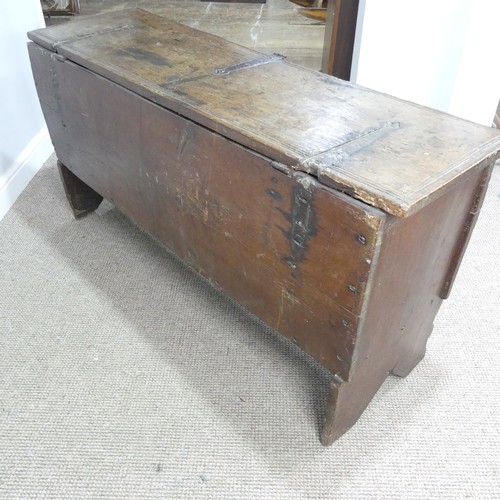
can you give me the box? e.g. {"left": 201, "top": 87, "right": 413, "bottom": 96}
{"left": 390, "top": 344, "right": 427, "bottom": 378}
{"left": 320, "top": 369, "right": 387, "bottom": 446}
{"left": 390, "top": 349, "right": 426, "bottom": 378}
{"left": 390, "top": 322, "right": 433, "bottom": 378}
{"left": 321, "top": 376, "right": 351, "bottom": 446}
{"left": 321, "top": 320, "right": 436, "bottom": 444}
{"left": 57, "top": 161, "right": 103, "bottom": 218}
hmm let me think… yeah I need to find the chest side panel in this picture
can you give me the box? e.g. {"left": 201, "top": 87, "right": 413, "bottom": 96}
{"left": 29, "top": 43, "right": 385, "bottom": 379}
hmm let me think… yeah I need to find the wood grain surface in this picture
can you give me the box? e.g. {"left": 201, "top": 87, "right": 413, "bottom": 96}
{"left": 28, "top": 11, "right": 500, "bottom": 443}
{"left": 29, "top": 42, "right": 386, "bottom": 380}
{"left": 321, "top": 163, "right": 494, "bottom": 444}
{"left": 28, "top": 9, "right": 500, "bottom": 218}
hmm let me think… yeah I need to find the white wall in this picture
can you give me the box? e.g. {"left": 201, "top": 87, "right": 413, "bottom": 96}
{"left": 0, "top": 0, "right": 53, "bottom": 220}
{"left": 352, "top": 0, "right": 500, "bottom": 126}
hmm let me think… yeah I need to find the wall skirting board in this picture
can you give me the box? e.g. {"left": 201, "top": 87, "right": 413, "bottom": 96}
{"left": 0, "top": 127, "right": 53, "bottom": 221}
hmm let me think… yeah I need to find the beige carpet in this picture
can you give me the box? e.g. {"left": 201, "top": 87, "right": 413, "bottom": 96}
{"left": 1, "top": 155, "right": 499, "bottom": 499}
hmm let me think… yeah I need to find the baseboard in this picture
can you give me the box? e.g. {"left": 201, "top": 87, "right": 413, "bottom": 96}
{"left": 0, "top": 127, "right": 54, "bottom": 221}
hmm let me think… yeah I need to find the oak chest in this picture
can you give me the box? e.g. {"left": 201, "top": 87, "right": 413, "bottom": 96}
{"left": 28, "top": 9, "right": 500, "bottom": 445}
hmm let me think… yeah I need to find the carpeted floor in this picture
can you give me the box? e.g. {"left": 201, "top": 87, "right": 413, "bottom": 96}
{"left": 1, "top": 155, "right": 499, "bottom": 498}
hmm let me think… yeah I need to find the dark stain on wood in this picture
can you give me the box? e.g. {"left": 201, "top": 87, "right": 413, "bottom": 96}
{"left": 114, "top": 47, "right": 172, "bottom": 67}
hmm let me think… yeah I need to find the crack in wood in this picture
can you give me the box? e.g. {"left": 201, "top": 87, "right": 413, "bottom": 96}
{"left": 213, "top": 53, "right": 285, "bottom": 76}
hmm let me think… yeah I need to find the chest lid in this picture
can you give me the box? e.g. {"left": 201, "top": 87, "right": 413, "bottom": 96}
{"left": 28, "top": 8, "right": 500, "bottom": 217}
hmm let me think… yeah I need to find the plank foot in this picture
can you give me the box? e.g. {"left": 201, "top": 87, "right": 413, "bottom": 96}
{"left": 320, "top": 373, "right": 380, "bottom": 446}
{"left": 321, "top": 376, "right": 350, "bottom": 446}
{"left": 390, "top": 323, "right": 433, "bottom": 378}
{"left": 58, "top": 161, "right": 103, "bottom": 218}
{"left": 390, "top": 346, "right": 427, "bottom": 378}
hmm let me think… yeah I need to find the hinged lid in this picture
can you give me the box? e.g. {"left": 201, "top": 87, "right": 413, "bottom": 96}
{"left": 28, "top": 8, "right": 500, "bottom": 217}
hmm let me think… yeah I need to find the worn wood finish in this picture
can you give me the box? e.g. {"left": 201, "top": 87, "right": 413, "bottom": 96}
{"left": 28, "top": 9, "right": 500, "bottom": 218}
{"left": 74, "top": 1, "right": 325, "bottom": 71}
{"left": 28, "top": 10, "right": 500, "bottom": 444}
{"left": 29, "top": 42, "right": 385, "bottom": 380}
{"left": 439, "top": 166, "right": 494, "bottom": 300}
{"left": 320, "top": 164, "right": 494, "bottom": 444}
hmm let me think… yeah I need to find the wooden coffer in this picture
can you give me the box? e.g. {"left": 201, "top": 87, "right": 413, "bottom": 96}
{"left": 28, "top": 9, "right": 500, "bottom": 445}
